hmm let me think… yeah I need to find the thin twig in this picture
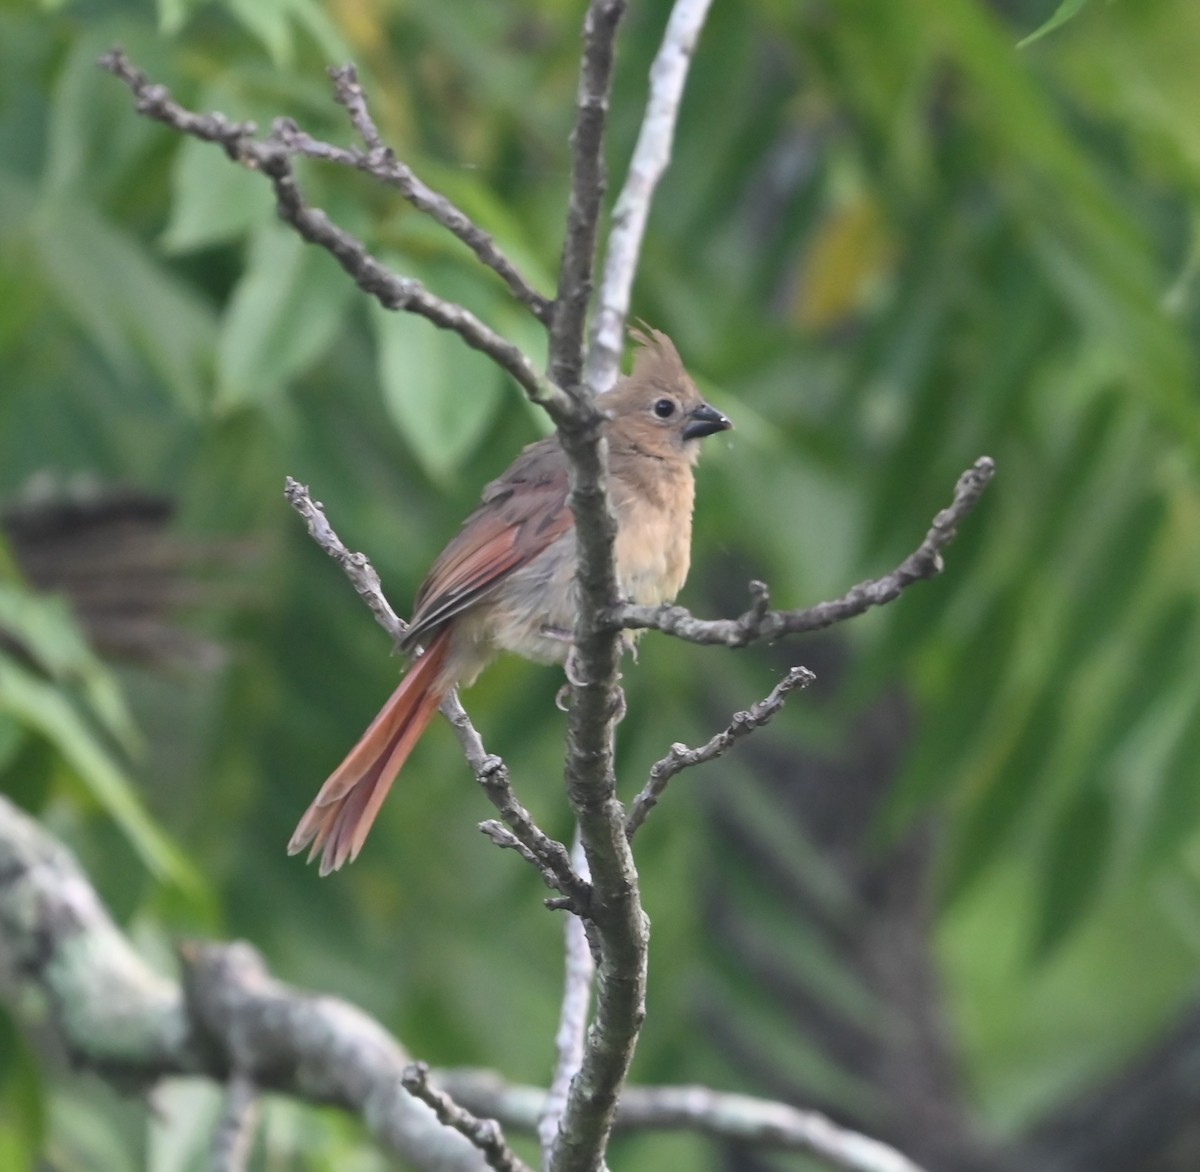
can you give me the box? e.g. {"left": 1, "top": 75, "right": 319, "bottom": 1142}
{"left": 98, "top": 48, "right": 564, "bottom": 414}
{"left": 461, "top": 741, "right": 592, "bottom": 910}
{"left": 402, "top": 1062, "right": 533, "bottom": 1172}
{"left": 479, "top": 822, "right": 543, "bottom": 869}
{"left": 585, "top": 0, "right": 716, "bottom": 393}
{"left": 211, "top": 1073, "right": 260, "bottom": 1172}
{"left": 283, "top": 478, "right": 586, "bottom": 903}
{"left": 613, "top": 457, "right": 996, "bottom": 645}
{"left": 549, "top": 0, "right": 627, "bottom": 393}
{"left": 268, "top": 66, "right": 552, "bottom": 325}
{"left": 626, "top": 666, "right": 814, "bottom": 839}
{"left": 284, "top": 478, "right": 406, "bottom": 644}
{"left": 614, "top": 1086, "right": 927, "bottom": 1172}
{"left": 436, "top": 1074, "right": 930, "bottom": 1172}
{"left": 539, "top": 837, "right": 596, "bottom": 1166}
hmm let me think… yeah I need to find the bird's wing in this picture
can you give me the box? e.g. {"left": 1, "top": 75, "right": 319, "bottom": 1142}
{"left": 403, "top": 437, "right": 573, "bottom": 647}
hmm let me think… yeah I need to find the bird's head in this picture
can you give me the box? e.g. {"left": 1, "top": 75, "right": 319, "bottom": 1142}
{"left": 604, "top": 328, "right": 732, "bottom": 463}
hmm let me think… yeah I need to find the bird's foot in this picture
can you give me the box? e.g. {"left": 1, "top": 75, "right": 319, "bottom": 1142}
{"left": 555, "top": 681, "right": 627, "bottom": 723}
{"left": 557, "top": 646, "right": 626, "bottom": 722}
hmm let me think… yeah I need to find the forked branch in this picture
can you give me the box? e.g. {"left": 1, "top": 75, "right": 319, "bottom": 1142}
{"left": 612, "top": 457, "right": 996, "bottom": 645}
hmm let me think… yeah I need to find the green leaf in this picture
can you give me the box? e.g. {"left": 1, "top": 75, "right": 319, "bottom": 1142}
{"left": 943, "top": 697, "right": 1063, "bottom": 904}
{"left": 1018, "top": 0, "right": 1092, "bottom": 49}
{"left": 1031, "top": 783, "right": 1113, "bottom": 961}
{"left": 0, "top": 657, "right": 204, "bottom": 900}
{"left": 0, "top": 714, "right": 22, "bottom": 776}
{"left": 31, "top": 197, "right": 215, "bottom": 411}
{"left": 0, "top": 584, "right": 140, "bottom": 756}
{"left": 156, "top": 0, "right": 190, "bottom": 35}
{"left": 147, "top": 1080, "right": 224, "bottom": 1172}
{"left": 369, "top": 257, "right": 505, "bottom": 482}
{"left": 161, "top": 132, "right": 273, "bottom": 253}
{"left": 216, "top": 221, "right": 354, "bottom": 409}
{"left": 287, "top": 0, "right": 352, "bottom": 62}
{"left": 0, "top": 1011, "right": 44, "bottom": 1166}
{"left": 1139, "top": 695, "right": 1200, "bottom": 867}
{"left": 220, "top": 0, "right": 294, "bottom": 66}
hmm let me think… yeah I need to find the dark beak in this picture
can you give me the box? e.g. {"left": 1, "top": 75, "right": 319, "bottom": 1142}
{"left": 682, "top": 402, "right": 733, "bottom": 441}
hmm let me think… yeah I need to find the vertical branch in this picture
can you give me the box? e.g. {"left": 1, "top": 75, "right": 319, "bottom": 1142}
{"left": 539, "top": 838, "right": 596, "bottom": 1167}
{"left": 547, "top": 5, "right": 716, "bottom": 1170}
{"left": 549, "top": 0, "right": 628, "bottom": 394}
{"left": 543, "top": 6, "right": 647, "bottom": 1170}
{"left": 211, "top": 1074, "right": 260, "bottom": 1172}
{"left": 586, "top": 0, "right": 716, "bottom": 394}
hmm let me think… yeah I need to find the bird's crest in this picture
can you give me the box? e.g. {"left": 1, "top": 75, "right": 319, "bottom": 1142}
{"left": 628, "top": 325, "right": 690, "bottom": 391}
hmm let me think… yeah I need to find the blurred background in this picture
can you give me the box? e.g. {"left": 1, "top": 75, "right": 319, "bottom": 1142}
{"left": 3, "top": 0, "right": 1200, "bottom": 1169}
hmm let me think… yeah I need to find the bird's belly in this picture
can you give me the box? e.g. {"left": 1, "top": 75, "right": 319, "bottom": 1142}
{"left": 615, "top": 507, "right": 691, "bottom": 606}
{"left": 461, "top": 535, "right": 578, "bottom": 671}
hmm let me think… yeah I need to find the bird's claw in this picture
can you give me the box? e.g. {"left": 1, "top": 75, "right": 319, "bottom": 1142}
{"left": 555, "top": 682, "right": 626, "bottom": 723}
{"left": 558, "top": 646, "right": 626, "bottom": 723}
{"left": 565, "top": 645, "right": 586, "bottom": 688}
{"left": 610, "top": 686, "right": 627, "bottom": 724}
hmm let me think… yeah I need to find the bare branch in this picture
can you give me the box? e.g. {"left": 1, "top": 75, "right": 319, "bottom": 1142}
{"left": 98, "top": 48, "right": 565, "bottom": 414}
{"left": 402, "top": 1062, "right": 533, "bottom": 1172}
{"left": 0, "top": 795, "right": 928, "bottom": 1172}
{"left": 479, "top": 822, "right": 543, "bottom": 868}
{"left": 626, "top": 665, "right": 815, "bottom": 839}
{"left": 211, "top": 1073, "right": 260, "bottom": 1172}
{"left": 539, "top": 839, "right": 596, "bottom": 1166}
{"left": 0, "top": 797, "right": 489, "bottom": 1171}
{"left": 613, "top": 456, "right": 996, "bottom": 645}
{"left": 585, "top": 0, "right": 716, "bottom": 393}
{"left": 549, "top": 0, "right": 627, "bottom": 392}
{"left": 614, "top": 1085, "right": 928, "bottom": 1172}
{"left": 269, "top": 66, "right": 552, "bottom": 326}
{"left": 550, "top": 425, "right": 644, "bottom": 1172}
{"left": 326, "top": 61, "right": 385, "bottom": 152}
{"left": 283, "top": 479, "right": 585, "bottom": 903}
{"left": 543, "top": 5, "right": 730, "bottom": 1166}
{"left": 466, "top": 748, "right": 593, "bottom": 910}
{"left": 285, "top": 477, "right": 406, "bottom": 644}
{"left": 438, "top": 1073, "right": 930, "bottom": 1172}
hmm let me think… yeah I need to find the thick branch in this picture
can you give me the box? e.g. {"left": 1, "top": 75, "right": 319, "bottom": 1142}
{"left": 612, "top": 457, "right": 996, "bottom": 645}
{"left": 549, "top": 0, "right": 627, "bottom": 393}
{"left": 585, "top": 0, "right": 715, "bottom": 393}
{"left": 543, "top": 14, "right": 648, "bottom": 1158}
{"left": 0, "top": 796, "right": 928, "bottom": 1172}
{"left": 550, "top": 414, "right": 644, "bottom": 1172}
{"left": 626, "top": 665, "right": 815, "bottom": 839}
{"left": 0, "top": 796, "right": 488, "bottom": 1172}
{"left": 98, "top": 48, "right": 564, "bottom": 414}
{"left": 274, "top": 65, "right": 552, "bottom": 326}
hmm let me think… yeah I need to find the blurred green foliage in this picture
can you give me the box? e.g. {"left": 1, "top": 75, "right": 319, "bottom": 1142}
{"left": 3, "top": 0, "right": 1200, "bottom": 1167}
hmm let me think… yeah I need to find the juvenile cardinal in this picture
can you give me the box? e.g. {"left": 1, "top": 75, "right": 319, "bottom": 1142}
{"left": 289, "top": 329, "right": 731, "bottom": 874}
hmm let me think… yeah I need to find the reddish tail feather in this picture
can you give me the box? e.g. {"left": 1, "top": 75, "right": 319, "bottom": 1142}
{"left": 288, "top": 629, "right": 451, "bottom": 875}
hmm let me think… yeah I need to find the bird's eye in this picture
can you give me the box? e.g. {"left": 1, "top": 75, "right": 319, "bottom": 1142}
{"left": 653, "top": 398, "right": 676, "bottom": 419}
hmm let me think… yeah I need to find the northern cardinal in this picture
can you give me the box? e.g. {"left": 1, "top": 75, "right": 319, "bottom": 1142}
{"left": 289, "top": 329, "right": 731, "bottom": 874}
